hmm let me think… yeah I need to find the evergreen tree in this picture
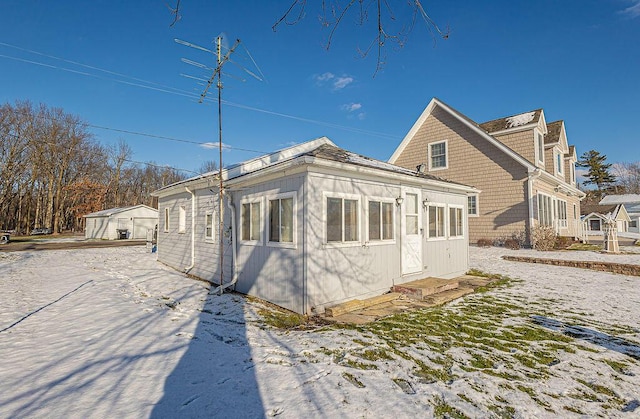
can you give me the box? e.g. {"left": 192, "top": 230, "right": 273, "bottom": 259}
{"left": 577, "top": 150, "right": 617, "bottom": 196}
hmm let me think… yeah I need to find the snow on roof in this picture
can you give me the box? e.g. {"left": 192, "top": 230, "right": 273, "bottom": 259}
{"left": 505, "top": 111, "right": 536, "bottom": 128}
{"left": 600, "top": 194, "right": 640, "bottom": 205}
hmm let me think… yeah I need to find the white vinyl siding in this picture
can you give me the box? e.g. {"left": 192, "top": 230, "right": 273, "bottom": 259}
{"left": 428, "top": 140, "right": 448, "bottom": 170}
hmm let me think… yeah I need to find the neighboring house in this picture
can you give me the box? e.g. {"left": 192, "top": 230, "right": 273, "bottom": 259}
{"left": 581, "top": 204, "right": 630, "bottom": 233}
{"left": 600, "top": 194, "right": 640, "bottom": 233}
{"left": 84, "top": 205, "right": 158, "bottom": 240}
{"left": 152, "top": 137, "right": 478, "bottom": 315}
{"left": 389, "top": 98, "right": 585, "bottom": 246}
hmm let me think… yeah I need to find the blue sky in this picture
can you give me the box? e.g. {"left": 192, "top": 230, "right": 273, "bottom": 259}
{"left": 2, "top": 1, "right": 639, "bottom": 175}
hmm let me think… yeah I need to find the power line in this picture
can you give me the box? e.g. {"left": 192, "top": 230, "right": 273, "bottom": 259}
{"left": 0, "top": 41, "right": 400, "bottom": 141}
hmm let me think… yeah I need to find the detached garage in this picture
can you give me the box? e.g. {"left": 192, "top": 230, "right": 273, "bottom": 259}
{"left": 84, "top": 205, "right": 158, "bottom": 240}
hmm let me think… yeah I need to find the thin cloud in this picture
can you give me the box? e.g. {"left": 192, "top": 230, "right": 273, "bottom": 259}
{"left": 200, "top": 142, "right": 230, "bottom": 150}
{"left": 315, "top": 72, "right": 335, "bottom": 83}
{"left": 333, "top": 76, "right": 353, "bottom": 90}
{"left": 314, "top": 72, "right": 354, "bottom": 90}
{"left": 341, "top": 103, "right": 362, "bottom": 112}
{"left": 357, "top": 112, "right": 366, "bottom": 120}
{"left": 621, "top": 0, "right": 640, "bottom": 18}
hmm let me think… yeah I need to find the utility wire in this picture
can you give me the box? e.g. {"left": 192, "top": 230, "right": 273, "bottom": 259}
{"left": 0, "top": 41, "right": 400, "bottom": 141}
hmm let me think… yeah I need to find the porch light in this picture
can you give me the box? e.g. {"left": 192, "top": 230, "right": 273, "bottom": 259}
{"left": 422, "top": 198, "right": 430, "bottom": 208}
{"left": 395, "top": 196, "right": 404, "bottom": 206}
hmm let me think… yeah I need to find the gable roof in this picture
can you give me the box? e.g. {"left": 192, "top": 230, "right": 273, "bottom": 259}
{"left": 544, "top": 120, "right": 563, "bottom": 145}
{"left": 389, "top": 98, "right": 536, "bottom": 172}
{"left": 84, "top": 204, "right": 157, "bottom": 218}
{"left": 155, "top": 136, "right": 478, "bottom": 197}
{"left": 479, "top": 109, "right": 543, "bottom": 134}
{"left": 581, "top": 204, "right": 630, "bottom": 221}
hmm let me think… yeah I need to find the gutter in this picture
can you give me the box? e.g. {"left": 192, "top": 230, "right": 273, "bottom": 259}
{"left": 184, "top": 186, "right": 196, "bottom": 273}
{"left": 211, "top": 195, "right": 238, "bottom": 294}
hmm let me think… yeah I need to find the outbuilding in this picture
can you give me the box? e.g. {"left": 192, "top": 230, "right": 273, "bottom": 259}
{"left": 83, "top": 205, "right": 158, "bottom": 240}
{"left": 152, "top": 138, "right": 478, "bottom": 315}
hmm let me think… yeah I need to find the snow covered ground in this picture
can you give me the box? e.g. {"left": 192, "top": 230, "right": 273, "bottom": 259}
{"left": 1, "top": 245, "right": 639, "bottom": 418}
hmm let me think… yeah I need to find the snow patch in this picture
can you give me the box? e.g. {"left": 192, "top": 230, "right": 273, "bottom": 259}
{"left": 505, "top": 111, "right": 536, "bottom": 128}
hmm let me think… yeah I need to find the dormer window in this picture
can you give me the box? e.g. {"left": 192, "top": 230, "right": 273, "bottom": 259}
{"left": 537, "top": 133, "right": 544, "bottom": 164}
{"left": 556, "top": 152, "right": 563, "bottom": 175}
{"left": 570, "top": 163, "right": 575, "bottom": 184}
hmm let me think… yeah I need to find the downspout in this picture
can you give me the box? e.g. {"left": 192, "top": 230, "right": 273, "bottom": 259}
{"left": 184, "top": 186, "right": 196, "bottom": 273}
{"left": 211, "top": 195, "right": 238, "bottom": 294}
{"left": 527, "top": 169, "right": 542, "bottom": 247}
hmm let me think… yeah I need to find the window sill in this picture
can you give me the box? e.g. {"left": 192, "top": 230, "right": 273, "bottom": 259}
{"left": 323, "top": 242, "right": 362, "bottom": 249}
{"left": 364, "top": 240, "right": 396, "bottom": 247}
{"left": 266, "top": 241, "right": 297, "bottom": 250}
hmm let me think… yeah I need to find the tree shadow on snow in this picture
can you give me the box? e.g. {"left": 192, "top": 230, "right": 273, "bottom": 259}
{"left": 150, "top": 292, "right": 265, "bottom": 418}
{"left": 531, "top": 315, "right": 640, "bottom": 360}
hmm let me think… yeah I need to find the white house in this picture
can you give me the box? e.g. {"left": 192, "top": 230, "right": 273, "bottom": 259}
{"left": 600, "top": 194, "right": 640, "bottom": 233}
{"left": 152, "top": 138, "right": 479, "bottom": 315}
{"left": 84, "top": 205, "right": 158, "bottom": 240}
{"left": 581, "top": 204, "right": 630, "bottom": 233}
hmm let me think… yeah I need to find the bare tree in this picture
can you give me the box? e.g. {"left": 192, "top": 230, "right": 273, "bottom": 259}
{"left": 273, "top": 0, "right": 449, "bottom": 74}
{"left": 613, "top": 162, "right": 640, "bottom": 194}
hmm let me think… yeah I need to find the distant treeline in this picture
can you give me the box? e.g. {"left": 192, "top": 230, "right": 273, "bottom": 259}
{"left": 0, "top": 101, "right": 186, "bottom": 234}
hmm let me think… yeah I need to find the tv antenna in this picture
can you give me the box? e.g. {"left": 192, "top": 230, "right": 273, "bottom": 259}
{"left": 176, "top": 35, "right": 264, "bottom": 294}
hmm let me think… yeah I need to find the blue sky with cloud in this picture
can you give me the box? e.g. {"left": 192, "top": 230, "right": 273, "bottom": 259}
{"left": 1, "top": 1, "right": 639, "bottom": 176}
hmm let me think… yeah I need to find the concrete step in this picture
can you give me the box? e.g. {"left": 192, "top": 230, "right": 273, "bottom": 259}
{"left": 423, "top": 287, "right": 474, "bottom": 305}
{"left": 392, "top": 277, "right": 459, "bottom": 300}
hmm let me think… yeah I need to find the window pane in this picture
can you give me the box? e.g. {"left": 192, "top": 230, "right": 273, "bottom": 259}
{"left": 205, "top": 214, "right": 213, "bottom": 238}
{"left": 344, "top": 199, "right": 358, "bottom": 241}
{"left": 428, "top": 206, "right": 437, "bottom": 237}
{"left": 251, "top": 203, "right": 261, "bottom": 241}
{"left": 449, "top": 207, "right": 456, "bottom": 236}
{"left": 437, "top": 206, "right": 445, "bottom": 237}
{"left": 368, "top": 201, "right": 381, "bottom": 240}
{"left": 241, "top": 204, "right": 250, "bottom": 240}
{"left": 382, "top": 202, "right": 394, "bottom": 240}
{"left": 456, "top": 208, "right": 463, "bottom": 236}
{"left": 406, "top": 215, "right": 418, "bottom": 235}
{"left": 468, "top": 196, "right": 477, "bottom": 215}
{"left": 431, "top": 142, "right": 446, "bottom": 168}
{"left": 327, "top": 198, "right": 342, "bottom": 242}
{"left": 269, "top": 200, "right": 279, "bottom": 242}
{"left": 281, "top": 198, "right": 293, "bottom": 242}
{"left": 406, "top": 193, "right": 418, "bottom": 214}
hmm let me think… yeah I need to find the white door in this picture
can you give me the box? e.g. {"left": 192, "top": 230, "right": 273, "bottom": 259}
{"left": 401, "top": 188, "right": 422, "bottom": 275}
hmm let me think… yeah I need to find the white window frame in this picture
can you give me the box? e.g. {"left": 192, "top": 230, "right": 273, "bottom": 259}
{"left": 240, "top": 197, "right": 263, "bottom": 245}
{"left": 204, "top": 211, "right": 215, "bottom": 242}
{"left": 163, "top": 208, "right": 169, "bottom": 233}
{"left": 426, "top": 203, "right": 447, "bottom": 241}
{"left": 448, "top": 205, "right": 465, "bottom": 239}
{"left": 428, "top": 140, "right": 448, "bottom": 171}
{"left": 467, "top": 194, "right": 479, "bottom": 217}
{"left": 537, "top": 192, "right": 553, "bottom": 227}
{"left": 323, "top": 192, "right": 361, "bottom": 247}
{"left": 536, "top": 131, "right": 545, "bottom": 165}
{"left": 365, "top": 196, "right": 396, "bottom": 245}
{"left": 570, "top": 162, "right": 576, "bottom": 184}
{"left": 555, "top": 150, "right": 563, "bottom": 176}
{"left": 267, "top": 192, "right": 297, "bottom": 249}
{"left": 178, "top": 206, "right": 186, "bottom": 234}
{"left": 556, "top": 199, "right": 568, "bottom": 229}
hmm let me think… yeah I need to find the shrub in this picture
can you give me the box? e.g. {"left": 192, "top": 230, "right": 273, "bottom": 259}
{"left": 554, "top": 236, "right": 573, "bottom": 250}
{"left": 504, "top": 238, "right": 521, "bottom": 250}
{"left": 477, "top": 238, "right": 493, "bottom": 247}
{"left": 532, "top": 226, "right": 556, "bottom": 251}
